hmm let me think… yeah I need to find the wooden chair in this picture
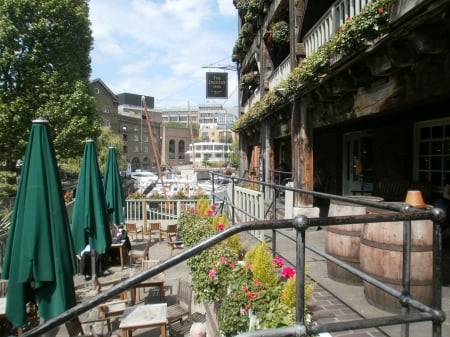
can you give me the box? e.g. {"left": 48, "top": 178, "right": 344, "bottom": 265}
{"left": 164, "top": 224, "right": 178, "bottom": 242}
{"left": 167, "top": 279, "right": 192, "bottom": 324}
{"left": 148, "top": 222, "right": 162, "bottom": 242}
{"left": 125, "top": 222, "right": 143, "bottom": 241}
{"left": 65, "top": 316, "right": 119, "bottom": 337}
{"left": 128, "top": 238, "right": 152, "bottom": 267}
{"left": 167, "top": 232, "right": 184, "bottom": 256}
{"left": 98, "top": 299, "right": 128, "bottom": 324}
{"left": 94, "top": 277, "right": 128, "bottom": 301}
{"left": 0, "top": 280, "right": 8, "bottom": 297}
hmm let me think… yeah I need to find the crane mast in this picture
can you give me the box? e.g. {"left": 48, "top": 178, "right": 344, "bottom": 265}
{"left": 141, "top": 96, "right": 166, "bottom": 196}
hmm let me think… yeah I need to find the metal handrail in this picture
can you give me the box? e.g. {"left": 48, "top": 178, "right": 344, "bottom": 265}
{"left": 22, "top": 204, "right": 445, "bottom": 336}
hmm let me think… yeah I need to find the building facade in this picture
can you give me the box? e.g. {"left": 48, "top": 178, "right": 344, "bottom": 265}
{"left": 233, "top": 0, "right": 450, "bottom": 205}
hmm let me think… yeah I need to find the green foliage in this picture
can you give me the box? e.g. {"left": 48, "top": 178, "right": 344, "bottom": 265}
{"left": 269, "top": 21, "right": 289, "bottom": 45}
{"left": 0, "top": 0, "right": 98, "bottom": 170}
{"left": 232, "top": 0, "right": 392, "bottom": 132}
{"left": 0, "top": 171, "right": 18, "bottom": 197}
{"left": 59, "top": 127, "right": 124, "bottom": 175}
{"left": 245, "top": 242, "right": 278, "bottom": 286}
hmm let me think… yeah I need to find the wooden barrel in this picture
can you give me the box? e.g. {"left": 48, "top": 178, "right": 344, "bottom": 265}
{"left": 325, "top": 196, "right": 383, "bottom": 285}
{"left": 360, "top": 214, "right": 434, "bottom": 312}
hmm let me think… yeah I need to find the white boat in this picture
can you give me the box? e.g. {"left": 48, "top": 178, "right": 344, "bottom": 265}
{"left": 130, "top": 171, "right": 159, "bottom": 192}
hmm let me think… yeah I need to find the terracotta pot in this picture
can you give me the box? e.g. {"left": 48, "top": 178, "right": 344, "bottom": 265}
{"left": 405, "top": 190, "right": 426, "bottom": 208}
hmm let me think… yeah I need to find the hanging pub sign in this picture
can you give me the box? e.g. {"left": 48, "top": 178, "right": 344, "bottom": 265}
{"left": 206, "top": 72, "right": 228, "bottom": 99}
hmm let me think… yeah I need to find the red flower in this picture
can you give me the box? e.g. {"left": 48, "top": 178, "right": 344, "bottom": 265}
{"left": 216, "top": 223, "right": 225, "bottom": 231}
{"left": 190, "top": 208, "right": 196, "bottom": 214}
{"left": 229, "top": 261, "right": 236, "bottom": 269}
{"left": 273, "top": 257, "right": 284, "bottom": 268}
{"left": 246, "top": 291, "right": 258, "bottom": 300}
{"left": 281, "top": 266, "right": 296, "bottom": 279}
{"left": 345, "top": 16, "right": 351, "bottom": 22}
{"left": 241, "top": 285, "right": 248, "bottom": 292}
{"left": 219, "top": 256, "right": 227, "bottom": 264}
{"left": 207, "top": 210, "right": 214, "bottom": 216}
{"left": 378, "top": 7, "right": 384, "bottom": 14}
{"left": 253, "top": 279, "right": 261, "bottom": 286}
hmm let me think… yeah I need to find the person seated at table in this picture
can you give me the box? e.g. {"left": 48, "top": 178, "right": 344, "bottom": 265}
{"left": 112, "top": 227, "right": 132, "bottom": 251}
{"left": 80, "top": 244, "right": 102, "bottom": 280}
{"left": 190, "top": 322, "right": 207, "bottom": 337}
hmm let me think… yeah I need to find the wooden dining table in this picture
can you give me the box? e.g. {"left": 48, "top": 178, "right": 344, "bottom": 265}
{"left": 129, "top": 272, "right": 165, "bottom": 305}
{"left": 109, "top": 241, "right": 127, "bottom": 270}
{"left": 119, "top": 302, "right": 167, "bottom": 337}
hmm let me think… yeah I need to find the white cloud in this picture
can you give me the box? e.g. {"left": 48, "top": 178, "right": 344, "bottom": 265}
{"left": 89, "top": 0, "right": 238, "bottom": 108}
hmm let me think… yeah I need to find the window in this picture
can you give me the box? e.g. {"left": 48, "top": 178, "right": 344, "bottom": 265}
{"left": 123, "top": 146, "right": 128, "bottom": 153}
{"left": 178, "top": 140, "right": 185, "bottom": 159}
{"left": 103, "top": 105, "right": 110, "bottom": 113}
{"left": 133, "top": 135, "right": 139, "bottom": 141}
{"left": 133, "top": 145, "right": 139, "bottom": 153}
{"left": 102, "top": 119, "right": 110, "bottom": 127}
{"left": 415, "top": 118, "right": 450, "bottom": 189}
{"left": 123, "top": 134, "right": 128, "bottom": 142}
{"left": 169, "top": 140, "right": 176, "bottom": 159}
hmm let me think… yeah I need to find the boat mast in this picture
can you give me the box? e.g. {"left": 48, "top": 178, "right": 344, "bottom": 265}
{"left": 141, "top": 96, "right": 166, "bottom": 196}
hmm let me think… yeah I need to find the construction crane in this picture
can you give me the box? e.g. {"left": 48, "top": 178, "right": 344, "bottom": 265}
{"left": 201, "top": 64, "right": 237, "bottom": 71}
{"left": 141, "top": 96, "right": 166, "bottom": 196}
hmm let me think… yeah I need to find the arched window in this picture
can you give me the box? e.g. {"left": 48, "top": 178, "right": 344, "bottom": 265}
{"left": 169, "top": 139, "right": 176, "bottom": 159}
{"left": 178, "top": 140, "right": 185, "bottom": 159}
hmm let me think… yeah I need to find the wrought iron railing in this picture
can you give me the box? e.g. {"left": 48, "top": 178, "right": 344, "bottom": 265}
{"left": 3, "top": 173, "right": 446, "bottom": 337}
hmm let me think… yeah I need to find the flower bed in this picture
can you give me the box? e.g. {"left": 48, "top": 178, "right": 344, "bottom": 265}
{"left": 177, "top": 199, "right": 316, "bottom": 336}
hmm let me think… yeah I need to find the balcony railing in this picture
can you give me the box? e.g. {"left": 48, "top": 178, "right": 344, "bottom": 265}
{"left": 304, "top": 0, "right": 372, "bottom": 56}
{"left": 267, "top": 55, "right": 291, "bottom": 90}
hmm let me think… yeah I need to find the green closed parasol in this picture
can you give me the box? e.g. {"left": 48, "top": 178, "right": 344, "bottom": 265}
{"left": 104, "top": 147, "right": 125, "bottom": 227}
{"left": 2, "top": 119, "right": 77, "bottom": 328}
{"left": 71, "top": 139, "right": 111, "bottom": 282}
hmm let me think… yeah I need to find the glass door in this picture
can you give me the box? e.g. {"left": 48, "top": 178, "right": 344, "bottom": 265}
{"left": 343, "top": 132, "right": 373, "bottom": 195}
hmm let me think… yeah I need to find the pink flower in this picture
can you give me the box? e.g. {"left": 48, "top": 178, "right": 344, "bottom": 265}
{"left": 229, "top": 261, "right": 236, "bottom": 269}
{"left": 190, "top": 208, "right": 196, "bottom": 214}
{"left": 216, "top": 223, "right": 225, "bottom": 231}
{"left": 211, "top": 204, "right": 217, "bottom": 211}
{"left": 378, "top": 7, "right": 384, "bottom": 14}
{"left": 245, "top": 262, "right": 251, "bottom": 270}
{"left": 241, "top": 285, "right": 248, "bottom": 292}
{"left": 240, "top": 308, "right": 246, "bottom": 316}
{"left": 273, "top": 257, "right": 285, "bottom": 268}
{"left": 219, "top": 256, "right": 227, "bottom": 264}
{"left": 208, "top": 267, "right": 216, "bottom": 278}
{"left": 207, "top": 210, "right": 214, "bottom": 216}
{"left": 345, "top": 16, "right": 351, "bottom": 22}
{"left": 246, "top": 292, "right": 258, "bottom": 300}
{"left": 281, "top": 266, "right": 296, "bottom": 279}
{"left": 253, "top": 279, "right": 261, "bottom": 286}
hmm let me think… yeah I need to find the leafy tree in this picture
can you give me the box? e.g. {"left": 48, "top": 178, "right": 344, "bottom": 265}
{"left": 0, "top": 0, "right": 99, "bottom": 173}
{"left": 59, "top": 127, "right": 124, "bottom": 175}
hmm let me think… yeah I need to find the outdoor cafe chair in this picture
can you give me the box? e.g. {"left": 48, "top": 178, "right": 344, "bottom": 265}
{"left": 0, "top": 280, "right": 7, "bottom": 297}
{"left": 167, "top": 279, "right": 192, "bottom": 325}
{"left": 148, "top": 222, "right": 163, "bottom": 242}
{"left": 168, "top": 232, "right": 184, "bottom": 256}
{"left": 128, "top": 237, "right": 152, "bottom": 267}
{"left": 125, "top": 222, "right": 143, "bottom": 241}
{"left": 163, "top": 224, "right": 178, "bottom": 242}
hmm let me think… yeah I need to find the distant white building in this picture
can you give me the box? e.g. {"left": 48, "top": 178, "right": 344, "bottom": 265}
{"left": 186, "top": 142, "right": 232, "bottom": 165}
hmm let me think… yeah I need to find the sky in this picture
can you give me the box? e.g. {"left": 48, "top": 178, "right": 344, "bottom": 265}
{"left": 89, "top": 0, "right": 239, "bottom": 110}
